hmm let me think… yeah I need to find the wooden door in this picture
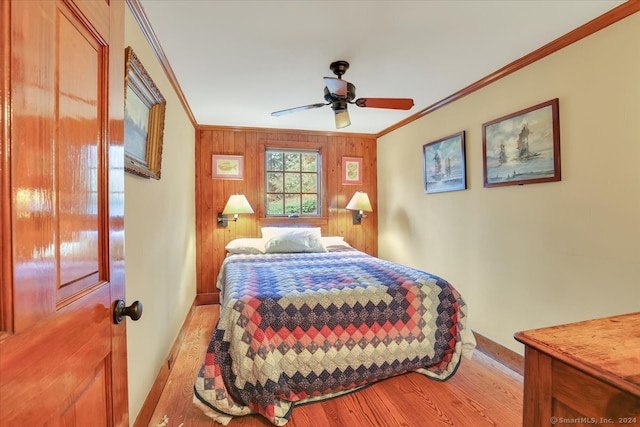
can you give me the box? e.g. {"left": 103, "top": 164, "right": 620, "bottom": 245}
{"left": 0, "top": 0, "right": 129, "bottom": 425}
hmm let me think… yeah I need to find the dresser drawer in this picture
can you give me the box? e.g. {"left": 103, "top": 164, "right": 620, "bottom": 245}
{"left": 552, "top": 359, "right": 640, "bottom": 420}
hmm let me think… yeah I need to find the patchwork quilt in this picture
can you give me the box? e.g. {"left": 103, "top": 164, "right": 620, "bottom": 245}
{"left": 193, "top": 249, "right": 471, "bottom": 426}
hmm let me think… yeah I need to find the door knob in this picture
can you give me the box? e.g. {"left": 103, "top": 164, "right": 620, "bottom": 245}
{"left": 113, "top": 300, "right": 143, "bottom": 324}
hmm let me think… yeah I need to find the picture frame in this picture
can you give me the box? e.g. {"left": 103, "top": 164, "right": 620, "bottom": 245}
{"left": 342, "top": 156, "right": 363, "bottom": 185}
{"left": 124, "top": 46, "right": 166, "bottom": 180}
{"left": 482, "top": 98, "right": 561, "bottom": 188}
{"left": 212, "top": 154, "right": 244, "bottom": 179}
{"left": 422, "top": 131, "right": 467, "bottom": 194}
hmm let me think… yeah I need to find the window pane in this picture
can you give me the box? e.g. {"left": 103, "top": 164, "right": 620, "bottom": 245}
{"left": 267, "top": 152, "right": 283, "bottom": 171}
{"left": 284, "top": 173, "right": 300, "bottom": 193}
{"left": 284, "top": 153, "right": 300, "bottom": 171}
{"left": 301, "top": 173, "right": 317, "bottom": 193}
{"left": 285, "top": 194, "right": 301, "bottom": 215}
{"left": 301, "top": 153, "right": 317, "bottom": 172}
{"left": 265, "top": 149, "right": 320, "bottom": 217}
{"left": 267, "top": 172, "right": 283, "bottom": 193}
{"left": 302, "top": 194, "right": 318, "bottom": 214}
{"left": 267, "top": 194, "right": 284, "bottom": 215}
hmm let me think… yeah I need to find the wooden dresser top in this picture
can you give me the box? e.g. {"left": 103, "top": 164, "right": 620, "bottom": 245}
{"left": 514, "top": 312, "right": 640, "bottom": 396}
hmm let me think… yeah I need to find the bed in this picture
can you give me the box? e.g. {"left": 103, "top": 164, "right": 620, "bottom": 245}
{"left": 193, "top": 228, "right": 475, "bottom": 426}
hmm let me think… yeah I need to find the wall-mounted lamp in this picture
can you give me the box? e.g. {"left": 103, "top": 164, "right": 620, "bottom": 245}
{"left": 346, "top": 191, "right": 372, "bottom": 225}
{"left": 218, "top": 194, "right": 254, "bottom": 227}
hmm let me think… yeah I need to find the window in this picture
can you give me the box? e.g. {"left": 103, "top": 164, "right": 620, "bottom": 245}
{"left": 265, "top": 149, "right": 321, "bottom": 216}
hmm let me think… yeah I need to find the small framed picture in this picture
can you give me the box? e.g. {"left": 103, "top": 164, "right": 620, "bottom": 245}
{"left": 342, "top": 157, "right": 363, "bottom": 185}
{"left": 482, "top": 98, "right": 560, "bottom": 187}
{"left": 423, "top": 131, "right": 466, "bottom": 194}
{"left": 212, "top": 154, "right": 243, "bottom": 179}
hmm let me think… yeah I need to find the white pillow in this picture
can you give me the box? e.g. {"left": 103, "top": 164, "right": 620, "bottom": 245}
{"left": 264, "top": 233, "right": 327, "bottom": 253}
{"left": 261, "top": 227, "right": 321, "bottom": 240}
{"left": 320, "top": 236, "right": 352, "bottom": 249}
{"left": 225, "top": 238, "right": 265, "bottom": 254}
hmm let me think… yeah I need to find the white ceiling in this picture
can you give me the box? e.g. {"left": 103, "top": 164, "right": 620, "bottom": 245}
{"left": 138, "top": 0, "right": 623, "bottom": 135}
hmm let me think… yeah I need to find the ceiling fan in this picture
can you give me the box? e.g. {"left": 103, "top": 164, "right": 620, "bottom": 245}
{"left": 271, "top": 60, "right": 414, "bottom": 129}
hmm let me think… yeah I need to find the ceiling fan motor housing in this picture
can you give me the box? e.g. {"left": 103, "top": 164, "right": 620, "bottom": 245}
{"left": 330, "top": 99, "right": 348, "bottom": 113}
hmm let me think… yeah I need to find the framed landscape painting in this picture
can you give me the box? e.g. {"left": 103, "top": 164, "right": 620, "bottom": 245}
{"left": 422, "top": 131, "right": 466, "bottom": 194}
{"left": 124, "top": 47, "right": 166, "bottom": 180}
{"left": 482, "top": 98, "right": 561, "bottom": 188}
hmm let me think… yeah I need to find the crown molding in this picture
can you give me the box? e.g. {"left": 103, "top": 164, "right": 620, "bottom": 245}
{"left": 377, "top": 2, "right": 640, "bottom": 138}
{"left": 126, "top": 0, "right": 198, "bottom": 128}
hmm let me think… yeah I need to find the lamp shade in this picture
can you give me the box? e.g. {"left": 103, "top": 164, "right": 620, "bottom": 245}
{"left": 334, "top": 109, "right": 351, "bottom": 129}
{"left": 346, "top": 191, "right": 372, "bottom": 212}
{"left": 222, "top": 194, "right": 254, "bottom": 215}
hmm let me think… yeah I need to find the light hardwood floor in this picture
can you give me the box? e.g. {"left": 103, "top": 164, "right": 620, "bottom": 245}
{"left": 149, "top": 305, "right": 523, "bottom": 426}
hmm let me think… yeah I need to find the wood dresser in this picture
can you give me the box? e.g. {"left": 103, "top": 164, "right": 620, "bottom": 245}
{"left": 514, "top": 312, "right": 640, "bottom": 426}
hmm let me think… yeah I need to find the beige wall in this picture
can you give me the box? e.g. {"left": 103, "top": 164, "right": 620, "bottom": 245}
{"left": 124, "top": 7, "right": 197, "bottom": 423}
{"left": 378, "top": 12, "right": 640, "bottom": 354}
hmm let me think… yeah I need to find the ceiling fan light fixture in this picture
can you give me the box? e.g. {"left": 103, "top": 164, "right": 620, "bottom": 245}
{"left": 324, "top": 78, "right": 348, "bottom": 98}
{"left": 334, "top": 109, "right": 351, "bottom": 129}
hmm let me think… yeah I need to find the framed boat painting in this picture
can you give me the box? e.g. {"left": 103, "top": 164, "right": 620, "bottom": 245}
{"left": 482, "top": 98, "right": 561, "bottom": 188}
{"left": 422, "top": 131, "right": 466, "bottom": 194}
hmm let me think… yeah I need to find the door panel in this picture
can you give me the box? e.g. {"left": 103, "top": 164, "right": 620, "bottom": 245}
{"left": 10, "top": 0, "right": 58, "bottom": 331}
{"left": 61, "top": 363, "right": 109, "bottom": 427}
{"left": 0, "top": 0, "right": 127, "bottom": 425}
{"left": 0, "top": 285, "right": 111, "bottom": 425}
{"left": 56, "top": 1, "right": 102, "bottom": 302}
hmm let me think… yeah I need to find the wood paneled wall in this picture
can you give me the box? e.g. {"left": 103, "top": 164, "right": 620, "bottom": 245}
{"left": 195, "top": 126, "right": 378, "bottom": 302}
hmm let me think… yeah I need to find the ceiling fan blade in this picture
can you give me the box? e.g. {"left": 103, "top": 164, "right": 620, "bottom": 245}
{"left": 354, "top": 98, "right": 414, "bottom": 110}
{"left": 334, "top": 109, "right": 351, "bottom": 129}
{"left": 324, "top": 77, "right": 348, "bottom": 97}
{"left": 271, "top": 103, "right": 327, "bottom": 117}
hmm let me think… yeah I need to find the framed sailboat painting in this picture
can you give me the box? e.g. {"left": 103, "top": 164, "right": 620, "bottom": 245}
{"left": 482, "top": 98, "right": 561, "bottom": 188}
{"left": 422, "top": 131, "right": 466, "bottom": 194}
